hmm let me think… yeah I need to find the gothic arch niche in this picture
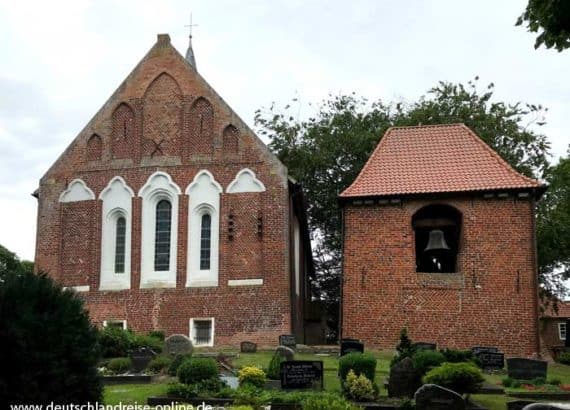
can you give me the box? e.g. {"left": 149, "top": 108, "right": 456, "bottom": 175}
{"left": 222, "top": 124, "right": 239, "bottom": 156}
{"left": 188, "top": 97, "right": 214, "bottom": 156}
{"left": 111, "top": 103, "right": 135, "bottom": 159}
{"left": 143, "top": 72, "right": 182, "bottom": 157}
{"left": 86, "top": 134, "right": 102, "bottom": 161}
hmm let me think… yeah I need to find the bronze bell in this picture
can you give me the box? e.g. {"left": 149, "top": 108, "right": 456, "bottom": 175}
{"left": 424, "top": 229, "right": 450, "bottom": 252}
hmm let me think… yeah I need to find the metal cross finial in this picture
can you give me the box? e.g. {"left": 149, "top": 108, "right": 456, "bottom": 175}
{"left": 185, "top": 13, "right": 198, "bottom": 38}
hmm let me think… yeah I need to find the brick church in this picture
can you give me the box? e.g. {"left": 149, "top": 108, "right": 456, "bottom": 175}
{"left": 34, "top": 34, "right": 313, "bottom": 346}
{"left": 340, "top": 124, "right": 545, "bottom": 357}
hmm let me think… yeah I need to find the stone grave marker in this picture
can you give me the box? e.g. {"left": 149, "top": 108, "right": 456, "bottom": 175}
{"left": 280, "top": 360, "right": 324, "bottom": 390}
{"left": 506, "top": 400, "right": 536, "bottom": 410}
{"left": 276, "top": 345, "right": 295, "bottom": 361}
{"left": 522, "top": 404, "right": 570, "bottom": 410}
{"left": 340, "top": 339, "right": 364, "bottom": 356}
{"left": 471, "top": 346, "right": 499, "bottom": 356}
{"left": 478, "top": 351, "right": 505, "bottom": 370}
{"left": 279, "top": 334, "right": 296, "bottom": 350}
{"left": 414, "top": 384, "right": 465, "bottom": 410}
{"left": 240, "top": 341, "right": 257, "bottom": 353}
{"left": 165, "top": 334, "right": 193, "bottom": 356}
{"left": 507, "top": 358, "right": 547, "bottom": 380}
{"left": 387, "top": 356, "right": 420, "bottom": 398}
{"left": 413, "top": 342, "right": 437, "bottom": 351}
{"left": 130, "top": 347, "right": 156, "bottom": 373}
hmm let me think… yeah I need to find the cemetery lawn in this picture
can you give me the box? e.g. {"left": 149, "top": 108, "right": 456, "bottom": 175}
{"left": 104, "top": 383, "right": 168, "bottom": 405}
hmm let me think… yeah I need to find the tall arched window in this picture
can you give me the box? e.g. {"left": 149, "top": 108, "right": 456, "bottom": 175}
{"left": 154, "top": 200, "right": 172, "bottom": 271}
{"left": 114, "top": 216, "right": 126, "bottom": 273}
{"left": 200, "top": 213, "right": 212, "bottom": 270}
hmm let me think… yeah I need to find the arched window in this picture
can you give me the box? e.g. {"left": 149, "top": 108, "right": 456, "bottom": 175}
{"left": 154, "top": 200, "right": 172, "bottom": 271}
{"left": 114, "top": 216, "right": 126, "bottom": 273}
{"left": 200, "top": 213, "right": 212, "bottom": 270}
{"left": 412, "top": 204, "right": 462, "bottom": 273}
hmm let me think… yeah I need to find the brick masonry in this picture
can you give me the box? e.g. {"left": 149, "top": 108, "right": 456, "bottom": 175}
{"left": 342, "top": 195, "right": 540, "bottom": 357}
{"left": 34, "top": 34, "right": 303, "bottom": 346}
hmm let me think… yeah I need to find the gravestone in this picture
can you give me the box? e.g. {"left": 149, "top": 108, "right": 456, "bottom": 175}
{"left": 130, "top": 347, "right": 156, "bottom": 373}
{"left": 523, "top": 404, "right": 570, "bottom": 410}
{"left": 280, "top": 361, "right": 324, "bottom": 390}
{"left": 507, "top": 401, "right": 536, "bottom": 410}
{"left": 471, "top": 346, "right": 499, "bottom": 356}
{"left": 340, "top": 339, "right": 364, "bottom": 356}
{"left": 165, "top": 334, "right": 193, "bottom": 356}
{"left": 478, "top": 351, "right": 505, "bottom": 370}
{"left": 240, "top": 341, "right": 257, "bottom": 353}
{"left": 507, "top": 358, "right": 547, "bottom": 380}
{"left": 414, "top": 384, "right": 465, "bottom": 410}
{"left": 276, "top": 345, "right": 295, "bottom": 361}
{"left": 387, "top": 357, "right": 421, "bottom": 398}
{"left": 413, "top": 342, "right": 437, "bottom": 351}
{"left": 279, "top": 334, "right": 296, "bottom": 350}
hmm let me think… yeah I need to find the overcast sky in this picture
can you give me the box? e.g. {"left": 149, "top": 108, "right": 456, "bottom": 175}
{"left": 0, "top": 0, "right": 568, "bottom": 261}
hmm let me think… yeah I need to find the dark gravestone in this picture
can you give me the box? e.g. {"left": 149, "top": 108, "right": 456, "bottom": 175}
{"left": 413, "top": 342, "right": 437, "bottom": 351}
{"left": 276, "top": 345, "right": 295, "bottom": 361}
{"left": 523, "top": 404, "right": 570, "bottom": 410}
{"left": 507, "top": 401, "right": 536, "bottom": 410}
{"left": 388, "top": 357, "right": 421, "bottom": 398}
{"left": 414, "top": 384, "right": 465, "bottom": 410}
{"left": 507, "top": 358, "right": 547, "bottom": 380}
{"left": 472, "top": 346, "right": 499, "bottom": 356}
{"left": 130, "top": 347, "right": 156, "bottom": 373}
{"left": 240, "top": 341, "right": 257, "bottom": 353}
{"left": 478, "top": 352, "right": 505, "bottom": 370}
{"left": 280, "top": 361, "right": 324, "bottom": 390}
{"left": 340, "top": 339, "right": 364, "bottom": 356}
{"left": 165, "top": 334, "right": 193, "bottom": 356}
{"left": 279, "top": 334, "right": 296, "bottom": 350}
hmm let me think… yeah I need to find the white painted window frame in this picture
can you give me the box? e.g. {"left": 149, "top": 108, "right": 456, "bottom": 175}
{"left": 139, "top": 172, "right": 181, "bottom": 288}
{"left": 559, "top": 322, "right": 567, "bottom": 341}
{"left": 189, "top": 317, "right": 215, "bottom": 347}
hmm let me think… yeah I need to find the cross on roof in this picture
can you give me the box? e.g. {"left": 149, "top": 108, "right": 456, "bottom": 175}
{"left": 185, "top": 13, "right": 198, "bottom": 38}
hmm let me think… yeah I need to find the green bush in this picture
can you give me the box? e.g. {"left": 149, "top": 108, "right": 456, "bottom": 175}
{"left": 168, "top": 353, "right": 192, "bottom": 376}
{"left": 177, "top": 357, "right": 218, "bottom": 385}
{"left": 549, "top": 377, "right": 562, "bottom": 386}
{"left": 99, "top": 326, "right": 134, "bottom": 358}
{"left": 339, "top": 352, "right": 377, "bottom": 381}
{"left": 391, "top": 328, "right": 416, "bottom": 367}
{"left": 412, "top": 349, "right": 445, "bottom": 375}
{"left": 423, "top": 362, "right": 484, "bottom": 394}
{"left": 132, "top": 334, "right": 163, "bottom": 353}
{"left": 167, "top": 382, "right": 197, "bottom": 399}
{"left": 559, "top": 352, "right": 570, "bottom": 364}
{"left": 148, "top": 330, "right": 165, "bottom": 341}
{"left": 267, "top": 353, "right": 283, "bottom": 380}
{"left": 107, "top": 357, "right": 132, "bottom": 374}
{"left": 0, "top": 271, "right": 102, "bottom": 405}
{"left": 232, "top": 384, "right": 271, "bottom": 407}
{"left": 532, "top": 377, "right": 546, "bottom": 386}
{"left": 502, "top": 377, "right": 515, "bottom": 387}
{"left": 147, "top": 355, "right": 172, "bottom": 374}
{"left": 440, "top": 348, "right": 474, "bottom": 363}
{"left": 238, "top": 366, "right": 266, "bottom": 388}
{"left": 301, "top": 392, "right": 360, "bottom": 410}
{"left": 343, "top": 369, "right": 376, "bottom": 402}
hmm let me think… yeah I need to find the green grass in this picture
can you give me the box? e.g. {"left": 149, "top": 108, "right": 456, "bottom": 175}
{"left": 104, "top": 383, "right": 168, "bottom": 405}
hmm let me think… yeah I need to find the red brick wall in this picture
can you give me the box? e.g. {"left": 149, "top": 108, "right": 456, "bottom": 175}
{"left": 35, "top": 35, "right": 292, "bottom": 346}
{"left": 342, "top": 196, "right": 539, "bottom": 357}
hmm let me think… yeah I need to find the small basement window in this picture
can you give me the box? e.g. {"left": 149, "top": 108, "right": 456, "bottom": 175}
{"left": 412, "top": 204, "right": 461, "bottom": 273}
{"left": 103, "top": 320, "right": 127, "bottom": 330}
{"left": 559, "top": 322, "right": 567, "bottom": 341}
{"left": 190, "top": 318, "right": 214, "bottom": 347}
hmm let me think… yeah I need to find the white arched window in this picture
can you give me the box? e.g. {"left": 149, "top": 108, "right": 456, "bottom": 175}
{"left": 186, "top": 170, "right": 222, "bottom": 287}
{"left": 99, "top": 177, "right": 134, "bottom": 290}
{"left": 139, "top": 172, "right": 181, "bottom": 288}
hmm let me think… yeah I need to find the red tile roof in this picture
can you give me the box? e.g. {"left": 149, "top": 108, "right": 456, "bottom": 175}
{"left": 340, "top": 123, "right": 544, "bottom": 198}
{"left": 542, "top": 300, "right": 570, "bottom": 318}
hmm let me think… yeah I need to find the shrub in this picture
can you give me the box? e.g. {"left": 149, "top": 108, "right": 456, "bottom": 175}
{"left": 178, "top": 357, "right": 218, "bottom": 385}
{"left": 168, "top": 353, "right": 192, "bottom": 376}
{"left": 502, "top": 377, "right": 515, "bottom": 387}
{"left": 301, "top": 392, "right": 360, "bottom": 410}
{"left": 238, "top": 366, "right": 266, "bottom": 388}
{"left": 549, "top": 378, "right": 562, "bottom": 386}
{"left": 99, "top": 326, "right": 134, "bottom": 358}
{"left": 167, "top": 382, "right": 197, "bottom": 399}
{"left": 343, "top": 369, "right": 376, "bottom": 401}
{"left": 339, "top": 352, "right": 377, "bottom": 381}
{"left": 148, "top": 330, "right": 165, "bottom": 341}
{"left": 232, "top": 384, "right": 271, "bottom": 407}
{"left": 440, "top": 348, "right": 474, "bottom": 363}
{"left": 267, "top": 353, "right": 283, "bottom": 380}
{"left": 559, "top": 352, "right": 570, "bottom": 364}
{"left": 132, "top": 334, "right": 163, "bottom": 353}
{"left": 532, "top": 377, "right": 546, "bottom": 386}
{"left": 423, "top": 362, "right": 484, "bottom": 394}
{"left": 147, "top": 355, "right": 172, "bottom": 374}
{"left": 0, "top": 271, "right": 102, "bottom": 405}
{"left": 107, "top": 357, "right": 132, "bottom": 374}
{"left": 412, "top": 349, "right": 446, "bottom": 375}
{"left": 391, "top": 328, "right": 416, "bottom": 367}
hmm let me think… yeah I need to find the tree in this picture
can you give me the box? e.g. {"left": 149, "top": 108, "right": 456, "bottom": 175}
{"left": 516, "top": 0, "right": 570, "bottom": 51}
{"left": 0, "top": 266, "right": 102, "bottom": 405}
{"left": 256, "top": 79, "right": 553, "bottom": 338}
{"left": 0, "top": 244, "right": 34, "bottom": 276}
